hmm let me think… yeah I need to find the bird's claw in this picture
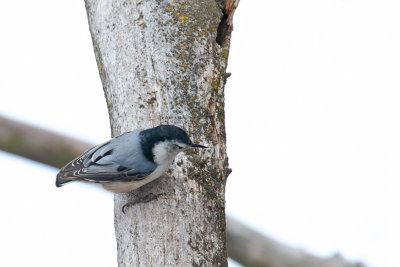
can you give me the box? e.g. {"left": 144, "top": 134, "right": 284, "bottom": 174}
{"left": 122, "top": 193, "right": 165, "bottom": 214}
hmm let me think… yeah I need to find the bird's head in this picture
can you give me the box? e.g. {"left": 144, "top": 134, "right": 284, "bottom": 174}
{"left": 140, "top": 125, "right": 207, "bottom": 165}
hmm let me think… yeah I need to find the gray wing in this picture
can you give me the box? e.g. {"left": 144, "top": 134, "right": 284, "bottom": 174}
{"left": 56, "top": 132, "right": 156, "bottom": 187}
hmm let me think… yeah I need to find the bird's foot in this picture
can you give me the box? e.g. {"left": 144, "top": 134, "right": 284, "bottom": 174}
{"left": 122, "top": 193, "right": 165, "bottom": 214}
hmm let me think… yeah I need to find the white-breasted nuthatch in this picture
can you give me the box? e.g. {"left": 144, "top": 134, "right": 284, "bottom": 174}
{"left": 56, "top": 125, "right": 206, "bottom": 193}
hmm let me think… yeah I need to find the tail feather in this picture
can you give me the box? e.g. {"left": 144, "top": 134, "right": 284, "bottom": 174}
{"left": 55, "top": 174, "right": 73, "bottom": 187}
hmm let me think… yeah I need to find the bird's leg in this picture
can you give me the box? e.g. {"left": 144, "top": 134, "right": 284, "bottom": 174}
{"left": 122, "top": 193, "right": 166, "bottom": 214}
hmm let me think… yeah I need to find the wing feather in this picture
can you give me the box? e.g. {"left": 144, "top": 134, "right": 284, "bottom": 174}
{"left": 56, "top": 140, "right": 152, "bottom": 187}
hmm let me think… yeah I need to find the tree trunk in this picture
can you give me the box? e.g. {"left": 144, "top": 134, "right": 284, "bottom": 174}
{"left": 84, "top": 0, "right": 236, "bottom": 266}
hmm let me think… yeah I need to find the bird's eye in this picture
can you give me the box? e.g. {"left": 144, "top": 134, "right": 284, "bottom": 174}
{"left": 177, "top": 146, "right": 183, "bottom": 149}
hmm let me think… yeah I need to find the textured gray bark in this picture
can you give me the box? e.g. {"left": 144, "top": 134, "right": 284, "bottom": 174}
{"left": 84, "top": 0, "right": 234, "bottom": 266}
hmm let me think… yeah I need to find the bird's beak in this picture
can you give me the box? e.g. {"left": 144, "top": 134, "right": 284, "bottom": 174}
{"left": 190, "top": 143, "right": 207, "bottom": 148}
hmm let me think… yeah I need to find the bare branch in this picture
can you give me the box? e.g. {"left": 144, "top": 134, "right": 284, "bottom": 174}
{"left": 0, "top": 114, "right": 92, "bottom": 168}
{"left": 227, "top": 216, "right": 365, "bottom": 267}
{"left": 0, "top": 115, "right": 365, "bottom": 267}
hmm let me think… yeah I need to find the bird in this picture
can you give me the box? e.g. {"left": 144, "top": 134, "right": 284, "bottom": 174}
{"left": 56, "top": 125, "right": 207, "bottom": 193}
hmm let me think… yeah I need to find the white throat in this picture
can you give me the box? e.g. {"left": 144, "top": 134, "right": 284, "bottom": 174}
{"left": 152, "top": 141, "right": 178, "bottom": 166}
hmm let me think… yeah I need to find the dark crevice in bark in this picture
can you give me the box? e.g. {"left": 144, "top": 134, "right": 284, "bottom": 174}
{"left": 216, "top": 13, "right": 229, "bottom": 46}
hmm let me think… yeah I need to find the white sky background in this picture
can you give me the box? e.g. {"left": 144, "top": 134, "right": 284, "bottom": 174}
{"left": 1, "top": 1, "right": 399, "bottom": 266}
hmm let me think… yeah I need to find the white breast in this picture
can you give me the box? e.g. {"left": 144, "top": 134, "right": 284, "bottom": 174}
{"left": 101, "top": 163, "right": 171, "bottom": 194}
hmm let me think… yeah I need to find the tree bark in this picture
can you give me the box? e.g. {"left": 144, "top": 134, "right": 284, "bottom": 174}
{"left": 84, "top": 0, "right": 235, "bottom": 266}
